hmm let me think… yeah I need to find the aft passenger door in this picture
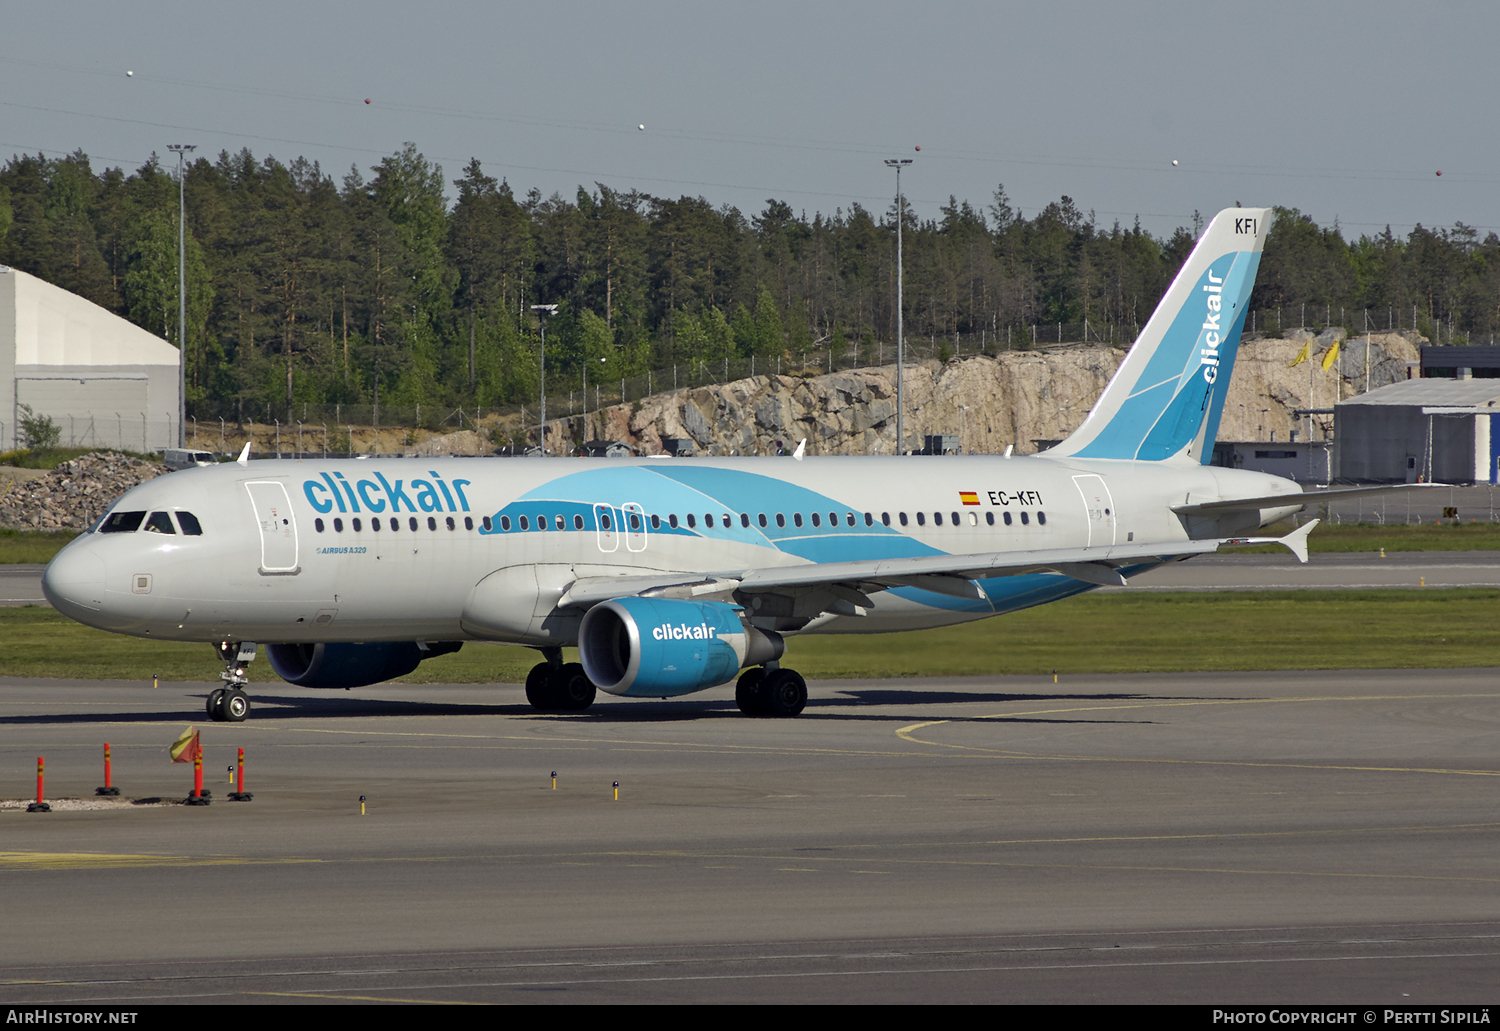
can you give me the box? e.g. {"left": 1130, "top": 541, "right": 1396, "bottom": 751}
{"left": 245, "top": 481, "right": 300, "bottom": 574}
{"left": 1071, "top": 474, "right": 1116, "bottom": 550}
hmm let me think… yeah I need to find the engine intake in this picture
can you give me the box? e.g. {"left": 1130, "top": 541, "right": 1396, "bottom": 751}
{"left": 579, "top": 598, "right": 783, "bottom": 697}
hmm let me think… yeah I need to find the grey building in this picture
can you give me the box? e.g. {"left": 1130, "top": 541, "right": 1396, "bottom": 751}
{"left": 1335, "top": 379, "right": 1500, "bottom": 484}
{"left": 1, "top": 266, "right": 181, "bottom": 453}
{"left": 1209, "top": 441, "right": 1334, "bottom": 484}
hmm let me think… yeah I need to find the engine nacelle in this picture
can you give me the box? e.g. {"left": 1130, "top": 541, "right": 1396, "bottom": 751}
{"left": 266, "top": 641, "right": 462, "bottom": 689}
{"left": 579, "top": 598, "right": 783, "bottom": 697}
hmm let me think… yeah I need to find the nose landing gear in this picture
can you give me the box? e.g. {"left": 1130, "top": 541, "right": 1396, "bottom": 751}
{"left": 208, "top": 641, "right": 256, "bottom": 722}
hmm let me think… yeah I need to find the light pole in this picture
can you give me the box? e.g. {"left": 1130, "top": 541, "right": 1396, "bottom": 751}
{"left": 531, "top": 304, "right": 558, "bottom": 454}
{"left": 885, "top": 158, "right": 912, "bottom": 454}
{"left": 167, "top": 143, "right": 195, "bottom": 449}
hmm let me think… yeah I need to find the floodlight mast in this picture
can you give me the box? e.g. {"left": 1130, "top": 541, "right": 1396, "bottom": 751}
{"left": 885, "top": 158, "right": 912, "bottom": 454}
{"left": 532, "top": 304, "right": 558, "bottom": 454}
{"left": 167, "top": 144, "right": 196, "bottom": 449}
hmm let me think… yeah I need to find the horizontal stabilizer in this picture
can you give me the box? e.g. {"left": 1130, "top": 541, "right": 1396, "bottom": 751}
{"left": 1174, "top": 483, "right": 1447, "bottom": 516}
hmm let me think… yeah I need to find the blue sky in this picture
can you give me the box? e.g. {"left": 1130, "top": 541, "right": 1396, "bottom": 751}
{"left": 4, "top": 1, "right": 1496, "bottom": 239}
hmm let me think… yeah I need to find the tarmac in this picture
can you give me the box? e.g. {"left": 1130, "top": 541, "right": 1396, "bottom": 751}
{"left": 1, "top": 670, "right": 1497, "bottom": 1004}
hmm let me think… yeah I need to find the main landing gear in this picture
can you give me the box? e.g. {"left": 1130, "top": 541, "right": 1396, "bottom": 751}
{"left": 208, "top": 641, "right": 255, "bottom": 722}
{"left": 525, "top": 649, "right": 597, "bottom": 712}
{"left": 735, "top": 666, "right": 807, "bottom": 718}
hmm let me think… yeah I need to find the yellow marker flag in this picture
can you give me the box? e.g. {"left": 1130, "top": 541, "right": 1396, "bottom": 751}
{"left": 1289, "top": 341, "right": 1311, "bottom": 367}
{"left": 170, "top": 726, "right": 201, "bottom": 764}
{"left": 1321, "top": 340, "right": 1341, "bottom": 371}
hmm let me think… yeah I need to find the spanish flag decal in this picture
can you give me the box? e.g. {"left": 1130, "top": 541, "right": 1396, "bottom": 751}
{"left": 959, "top": 491, "right": 980, "bottom": 506}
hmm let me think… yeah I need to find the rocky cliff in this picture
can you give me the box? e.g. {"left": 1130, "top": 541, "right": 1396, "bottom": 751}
{"left": 542, "top": 331, "right": 1424, "bottom": 456}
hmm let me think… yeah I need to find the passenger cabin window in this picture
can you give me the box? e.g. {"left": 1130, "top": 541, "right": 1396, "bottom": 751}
{"left": 314, "top": 518, "right": 325, "bottom": 533}
{"left": 916, "top": 512, "right": 926, "bottom": 526}
{"left": 759, "top": 513, "right": 768, "bottom": 528}
{"left": 176, "top": 512, "right": 203, "bottom": 535}
{"left": 898, "top": 513, "right": 908, "bottom": 526}
{"left": 143, "top": 511, "right": 176, "bottom": 534}
{"left": 793, "top": 513, "right": 803, "bottom": 528}
{"left": 1003, "top": 512, "right": 1013, "bottom": 526}
{"left": 810, "top": 512, "right": 821, "bottom": 527}
{"left": 100, "top": 511, "right": 146, "bottom": 534}
{"left": 334, "top": 518, "right": 345, "bottom": 532}
{"left": 1038, "top": 511, "right": 1047, "bottom": 525}
{"left": 353, "top": 518, "right": 364, "bottom": 532}
{"left": 571, "top": 515, "right": 582, "bottom": 530}
{"left": 1020, "top": 512, "right": 1030, "bottom": 525}
{"left": 650, "top": 514, "right": 661, "bottom": 530}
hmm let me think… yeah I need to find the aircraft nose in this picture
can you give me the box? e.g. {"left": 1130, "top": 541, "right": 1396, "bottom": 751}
{"left": 42, "top": 545, "right": 107, "bottom": 616}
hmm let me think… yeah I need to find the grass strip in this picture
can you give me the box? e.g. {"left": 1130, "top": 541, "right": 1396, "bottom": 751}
{"left": 3, "top": 588, "right": 1497, "bottom": 684}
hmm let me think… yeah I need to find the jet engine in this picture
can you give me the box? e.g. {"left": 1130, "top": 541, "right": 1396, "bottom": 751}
{"left": 579, "top": 597, "right": 783, "bottom": 697}
{"left": 266, "top": 641, "right": 462, "bottom": 689}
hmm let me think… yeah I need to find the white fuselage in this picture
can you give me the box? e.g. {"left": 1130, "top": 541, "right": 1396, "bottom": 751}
{"left": 42, "top": 453, "right": 1301, "bottom": 647}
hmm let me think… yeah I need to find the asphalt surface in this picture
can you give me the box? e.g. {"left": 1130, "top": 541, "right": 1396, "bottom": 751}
{"left": 1, "top": 671, "right": 1497, "bottom": 1004}
{"left": 1105, "top": 550, "right": 1500, "bottom": 591}
{"left": 0, "top": 564, "right": 46, "bottom": 606}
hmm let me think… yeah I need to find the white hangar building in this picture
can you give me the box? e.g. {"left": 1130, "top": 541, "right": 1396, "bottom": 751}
{"left": 0, "top": 266, "right": 180, "bottom": 453}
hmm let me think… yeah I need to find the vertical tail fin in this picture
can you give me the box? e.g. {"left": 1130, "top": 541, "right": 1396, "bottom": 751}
{"left": 1050, "top": 207, "right": 1270, "bottom": 463}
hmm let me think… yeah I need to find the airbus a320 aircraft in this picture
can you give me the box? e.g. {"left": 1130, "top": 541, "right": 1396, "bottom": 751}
{"left": 41, "top": 207, "right": 1400, "bottom": 722}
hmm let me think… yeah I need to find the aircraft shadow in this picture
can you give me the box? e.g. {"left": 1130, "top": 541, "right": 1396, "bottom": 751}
{"left": 0, "top": 688, "right": 1249, "bottom": 727}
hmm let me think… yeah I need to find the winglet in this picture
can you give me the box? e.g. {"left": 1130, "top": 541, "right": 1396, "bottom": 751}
{"left": 236, "top": 442, "right": 251, "bottom": 466}
{"left": 793, "top": 438, "right": 806, "bottom": 461}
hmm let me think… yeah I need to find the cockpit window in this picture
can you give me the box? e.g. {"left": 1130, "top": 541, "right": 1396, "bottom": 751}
{"left": 143, "top": 512, "right": 177, "bottom": 534}
{"left": 99, "top": 511, "right": 146, "bottom": 533}
{"left": 176, "top": 512, "right": 203, "bottom": 536}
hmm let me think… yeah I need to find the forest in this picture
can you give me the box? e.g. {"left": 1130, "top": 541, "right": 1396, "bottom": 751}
{"left": 1, "top": 143, "right": 1497, "bottom": 427}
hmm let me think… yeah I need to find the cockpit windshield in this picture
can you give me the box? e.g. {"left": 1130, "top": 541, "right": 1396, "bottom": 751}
{"left": 99, "top": 511, "right": 146, "bottom": 534}
{"left": 143, "top": 512, "right": 176, "bottom": 534}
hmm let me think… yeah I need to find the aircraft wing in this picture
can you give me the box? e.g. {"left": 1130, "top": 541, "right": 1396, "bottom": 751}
{"left": 557, "top": 523, "right": 1317, "bottom": 610}
{"left": 1174, "top": 482, "right": 1446, "bottom": 515}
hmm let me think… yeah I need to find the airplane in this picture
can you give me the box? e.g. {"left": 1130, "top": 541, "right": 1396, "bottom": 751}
{"left": 40, "top": 207, "right": 1422, "bottom": 723}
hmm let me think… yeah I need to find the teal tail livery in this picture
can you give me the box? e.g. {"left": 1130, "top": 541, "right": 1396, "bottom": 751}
{"left": 1049, "top": 207, "right": 1269, "bottom": 463}
{"left": 41, "top": 206, "right": 1438, "bottom": 723}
